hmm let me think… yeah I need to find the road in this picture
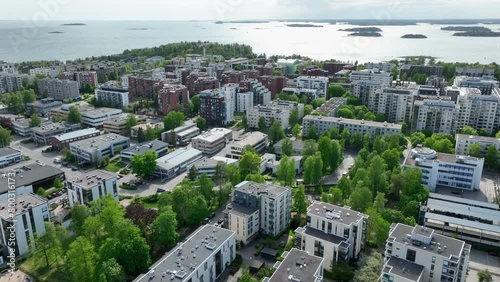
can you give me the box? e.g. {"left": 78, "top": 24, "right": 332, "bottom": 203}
{"left": 322, "top": 150, "right": 358, "bottom": 185}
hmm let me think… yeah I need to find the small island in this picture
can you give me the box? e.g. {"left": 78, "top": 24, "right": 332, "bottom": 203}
{"left": 339, "top": 27, "right": 382, "bottom": 32}
{"left": 61, "top": 23, "right": 86, "bottom": 26}
{"left": 287, "top": 24, "right": 323, "bottom": 28}
{"left": 230, "top": 28, "right": 237, "bottom": 30}
{"left": 401, "top": 34, "right": 427, "bottom": 39}
{"left": 48, "top": 31, "right": 64, "bottom": 34}
{"left": 441, "top": 26, "right": 500, "bottom": 37}
{"left": 348, "top": 32, "right": 382, "bottom": 37}
{"left": 214, "top": 21, "right": 224, "bottom": 24}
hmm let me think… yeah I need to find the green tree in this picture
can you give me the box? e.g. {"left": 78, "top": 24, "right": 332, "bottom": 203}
{"left": 373, "top": 192, "right": 387, "bottom": 213}
{"left": 322, "top": 187, "right": 344, "bottom": 205}
{"left": 337, "top": 176, "right": 352, "bottom": 200}
{"left": 307, "top": 125, "right": 318, "bottom": 141}
{"left": 53, "top": 177, "right": 64, "bottom": 190}
{"left": 478, "top": 269, "right": 493, "bottom": 282}
{"left": 69, "top": 204, "right": 89, "bottom": 236}
{"left": 195, "top": 116, "right": 207, "bottom": 131}
{"left": 496, "top": 131, "right": 500, "bottom": 138}
{"left": 292, "top": 124, "right": 301, "bottom": 139}
{"left": 0, "top": 126, "right": 12, "bottom": 148}
{"left": 304, "top": 104, "right": 313, "bottom": 116}
{"left": 331, "top": 140, "right": 342, "bottom": 170}
{"left": 188, "top": 165, "right": 198, "bottom": 181}
{"left": 124, "top": 114, "right": 138, "bottom": 136}
{"left": 258, "top": 116, "right": 267, "bottom": 130}
{"left": 349, "top": 181, "right": 373, "bottom": 212}
{"left": 302, "top": 140, "right": 317, "bottom": 159}
{"left": 373, "top": 135, "right": 387, "bottom": 154}
{"left": 225, "top": 164, "right": 241, "bottom": 186}
{"left": 163, "top": 111, "right": 185, "bottom": 131}
{"left": 281, "top": 137, "right": 293, "bottom": 156}
{"left": 67, "top": 106, "right": 81, "bottom": 124}
{"left": 479, "top": 128, "right": 488, "bottom": 136}
{"left": 382, "top": 149, "right": 401, "bottom": 171}
{"left": 277, "top": 155, "right": 296, "bottom": 186}
{"left": 353, "top": 253, "right": 383, "bottom": 282}
{"left": 289, "top": 108, "right": 299, "bottom": 126}
{"left": 318, "top": 135, "right": 333, "bottom": 173}
{"left": 199, "top": 173, "right": 214, "bottom": 204}
{"left": 130, "top": 151, "right": 158, "bottom": 177}
{"left": 328, "top": 84, "right": 346, "bottom": 98}
{"left": 468, "top": 144, "right": 481, "bottom": 157}
{"left": 485, "top": 145, "right": 498, "bottom": 168}
{"left": 239, "top": 151, "right": 261, "bottom": 180}
{"left": 366, "top": 207, "right": 390, "bottom": 247}
{"left": 330, "top": 262, "right": 355, "bottom": 282}
{"left": 191, "top": 94, "right": 201, "bottom": 114}
{"left": 460, "top": 126, "right": 478, "bottom": 135}
{"left": 97, "top": 258, "right": 125, "bottom": 282}
{"left": 293, "top": 185, "right": 308, "bottom": 218}
{"left": 67, "top": 237, "right": 98, "bottom": 282}
{"left": 410, "top": 132, "right": 426, "bottom": 147}
{"left": 304, "top": 152, "right": 323, "bottom": 185}
{"left": 269, "top": 120, "right": 285, "bottom": 144}
{"left": 32, "top": 222, "right": 61, "bottom": 267}
{"left": 29, "top": 113, "right": 42, "bottom": 128}
{"left": 245, "top": 174, "right": 266, "bottom": 183}
{"left": 137, "top": 127, "right": 146, "bottom": 143}
{"left": 340, "top": 128, "right": 350, "bottom": 147}
{"left": 368, "top": 156, "right": 388, "bottom": 196}
{"left": 151, "top": 206, "right": 179, "bottom": 250}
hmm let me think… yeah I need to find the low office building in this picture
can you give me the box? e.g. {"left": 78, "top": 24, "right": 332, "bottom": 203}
{"left": 120, "top": 140, "right": 169, "bottom": 161}
{"left": 267, "top": 100, "right": 305, "bottom": 119}
{"left": 187, "top": 156, "right": 239, "bottom": 179}
{"left": 50, "top": 128, "right": 101, "bottom": 151}
{"left": 192, "top": 128, "right": 233, "bottom": 155}
{"left": 162, "top": 122, "right": 200, "bottom": 146}
{"left": 155, "top": 148, "right": 203, "bottom": 182}
{"left": 273, "top": 139, "right": 304, "bottom": 156}
{"left": 95, "top": 84, "right": 130, "bottom": 108}
{"left": 0, "top": 147, "right": 23, "bottom": 168}
{"left": 50, "top": 103, "right": 93, "bottom": 120}
{"left": 228, "top": 131, "right": 269, "bottom": 159}
{"left": 130, "top": 122, "right": 164, "bottom": 140}
{"left": 12, "top": 118, "right": 34, "bottom": 137}
{"left": 295, "top": 202, "right": 368, "bottom": 269}
{"left": 25, "top": 98, "right": 63, "bottom": 117}
{"left": 102, "top": 114, "right": 129, "bottom": 135}
{"left": 404, "top": 146, "right": 484, "bottom": 192}
{"left": 81, "top": 107, "right": 123, "bottom": 128}
{"left": 247, "top": 105, "right": 289, "bottom": 129}
{"left": 134, "top": 225, "right": 236, "bottom": 282}
{"left": 69, "top": 133, "right": 130, "bottom": 165}
{"left": 382, "top": 223, "right": 470, "bottom": 282}
{"left": 263, "top": 248, "right": 324, "bottom": 282}
{"left": 420, "top": 193, "right": 500, "bottom": 249}
{"left": 455, "top": 134, "right": 500, "bottom": 157}
{"left": 67, "top": 170, "right": 118, "bottom": 206}
{"left": 302, "top": 115, "right": 402, "bottom": 138}
{"left": 225, "top": 181, "right": 292, "bottom": 243}
{"left": 0, "top": 193, "right": 50, "bottom": 262}
{"left": 296, "top": 76, "right": 329, "bottom": 98}
{"left": 314, "top": 97, "right": 347, "bottom": 117}
{"left": 31, "top": 122, "right": 81, "bottom": 146}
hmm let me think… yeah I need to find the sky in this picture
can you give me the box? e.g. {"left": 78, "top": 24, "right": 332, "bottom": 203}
{"left": 2, "top": 0, "right": 500, "bottom": 21}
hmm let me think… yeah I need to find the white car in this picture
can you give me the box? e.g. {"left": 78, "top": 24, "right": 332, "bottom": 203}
{"left": 53, "top": 158, "right": 61, "bottom": 164}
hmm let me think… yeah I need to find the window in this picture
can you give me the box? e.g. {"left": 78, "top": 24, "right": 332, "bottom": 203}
{"left": 406, "top": 249, "right": 416, "bottom": 262}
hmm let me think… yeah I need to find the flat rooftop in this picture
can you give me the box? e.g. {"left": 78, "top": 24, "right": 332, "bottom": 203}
{"left": 426, "top": 198, "right": 500, "bottom": 223}
{"left": 267, "top": 248, "right": 323, "bottom": 282}
{"left": 70, "top": 133, "right": 129, "bottom": 151}
{"left": 383, "top": 256, "right": 424, "bottom": 282}
{"left": 300, "top": 226, "right": 347, "bottom": 245}
{"left": 122, "top": 140, "right": 169, "bottom": 156}
{"left": 0, "top": 163, "right": 64, "bottom": 193}
{"left": 31, "top": 122, "right": 79, "bottom": 134}
{"left": 134, "top": 225, "right": 234, "bottom": 282}
{"left": 231, "top": 131, "right": 268, "bottom": 147}
{"left": 53, "top": 128, "right": 100, "bottom": 142}
{"left": 234, "top": 181, "right": 290, "bottom": 198}
{"left": 156, "top": 148, "right": 203, "bottom": 170}
{"left": 428, "top": 192, "right": 498, "bottom": 210}
{"left": 304, "top": 115, "right": 402, "bottom": 130}
{"left": 308, "top": 201, "right": 367, "bottom": 226}
{"left": 0, "top": 193, "right": 48, "bottom": 219}
{"left": 82, "top": 107, "right": 122, "bottom": 118}
{"left": 192, "top": 128, "right": 232, "bottom": 143}
{"left": 228, "top": 203, "right": 259, "bottom": 217}
{"left": 27, "top": 100, "right": 63, "bottom": 107}
{"left": 315, "top": 97, "right": 347, "bottom": 114}
{"left": 456, "top": 134, "right": 500, "bottom": 144}
{"left": 405, "top": 149, "right": 482, "bottom": 167}
{"left": 68, "top": 170, "right": 116, "bottom": 189}
{"left": 0, "top": 147, "right": 21, "bottom": 158}
{"left": 192, "top": 157, "right": 238, "bottom": 169}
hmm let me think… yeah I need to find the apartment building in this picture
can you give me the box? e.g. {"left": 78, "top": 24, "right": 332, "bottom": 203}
{"left": 31, "top": 122, "right": 81, "bottom": 146}
{"left": 382, "top": 223, "right": 470, "bottom": 282}
{"left": 456, "top": 87, "right": 500, "bottom": 135}
{"left": 454, "top": 76, "right": 498, "bottom": 95}
{"left": 120, "top": 140, "right": 169, "bottom": 161}
{"left": 257, "top": 75, "right": 287, "bottom": 98}
{"left": 370, "top": 87, "right": 417, "bottom": 124}
{"left": 404, "top": 146, "right": 484, "bottom": 192}
{"left": 38, "top": 78, "right": 79, "bottom": 101}
{"left": 350, "top": 69, "right": 393, "bottom": 85}
{"left": 411, "top": 98, "right": 459, "bottom": 134}
{"left": 296, "top": 76, "right": 330, "bottom": 98}
{"left": 302, "top": 115, "right": 402, "bottom": 138}
{"left": 282, "top": 87, "right": 320, "bottom": 102}
{"left": 134, "top": 225, "right": 236, "bottom": 282}
{"left": 228, "top": 131, "right": 269, "bottom": 159}
{"left": 455, "top": 134, "right": 500, "bottom": 157}
{"left": 314, "top": 97, "right": 347, "bottom": 117}
{"left": 0, "top": 194, "right": 50, "bottom": 262}
{"left": 236, "top": 91, "right": 254, "bottom": 112}
{"left": 25, "top": 98, "right": 63, "bottom": 117}
{"left": 247, "top": 105, "right": 289, "bottom": 129}
{"left": 128, "top": 75, "right": 161, "bottom": 100}
{"left": 67, "top": 170, "right": 118, "bottom": 207}
{"left": 268, "top": 100, "right": 305, "bottom": 119}
{"left": 247, "top": 80, "right": 272, "bottom": 106}
{"left": 199, "top": 88, "right": 234, "bottom": 126}
{"left": 225, "top": 181, "right": 292, "bottom": 243}
{"left": 81, "top": 107, "right": 123, "bottom": 128}
{"left": 95, "top": 84, "right": 130, "bottom": 108}
{"left": 192, "top": 128, "right": 233, "bottom": 155}
{"left": 60, "top": 71, "right": 98, "bottom": 88}
{"left": 161, "top": 122, "right": 200, "bottom": 146}
{"left": 155, "top": 148, "right": 203, "bottom": 182}
{"left": 399, "top": 65, "right": 444, "bottom": 78}
{"left": 69, "top": 133, "right": 130, "bottom": 164}
{"left": 0, "top": 61, "right": 17, "bottom": 74}
{"left": 364, "top": 62, "right": 396, "bottom": 72}
{"left": 295, "top": 202, "right": 368, "bottom": 269}
{"left": 0, "top": 147, "right": 23, "bottom": 168}
{"left": 455, "top": 67, "right": 495, "bottom": 78}
{"left": 263, "top": 248, "right": 324, "bottom": 282}
{"left": 158, "top": 84, "right": 189, "bottom": 115}
{"left": 420, "top": 193, "right": 500, "bottom": 249}
{"left": 51, "top": 128, "right": 100, "bottom": 150}
{"left": 188, "top": 156, "right": 239, "bottom": 179}
{"left": 0, "top": 74, "right": 23, "bottom": 94}
{"left": 29, "top": 67, "right": 60, "bottom": 78}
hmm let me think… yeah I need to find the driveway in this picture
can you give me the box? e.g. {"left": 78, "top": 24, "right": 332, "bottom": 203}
{"left": 468, "top": 249, "right": 500, "bottom": 278}
{"left": 118, "top": 172, "right": 188, "bottom": 197}
{"left": 322, "top": 150, "right": 358, "bottom": 185}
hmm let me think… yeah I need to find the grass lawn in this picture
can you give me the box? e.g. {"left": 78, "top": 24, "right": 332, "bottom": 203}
{"left": 104, "top": 160, "right": 127, "bottom": 173}
{"left": 142, "top": 202, "right": 159, "bottom": 209}
{"left": 20, "top": 256, "right": 70, "bottom": 282}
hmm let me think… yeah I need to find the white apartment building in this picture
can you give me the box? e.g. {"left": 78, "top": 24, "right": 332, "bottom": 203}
{"left": 0, "top": 147, "right": 23, "bottom": 168}
{"left": 302, "top": 115, "right": 402, "bottom": 138}
{"left": 263, "top": 248, "right": 324, "bottom": 282}
{"left": 420, "top": 193, "right": 500, "bottom": 249}
{"left": 228, "top": 131, "right": 269, "bottom": 159}
{"left": 282, "top": 87, "right": 319, "bottom": 101}
{"left": 455, "top": 134, "right": 500, "bottom": 157}
{"left": 247, "top": 106, "right": 289, "bottom": 129}
{"left": 456, "top": 87, "right": 500, "bottom": 135}
{"left": 81, "top": 107, "right": 123, "bottom": 128}
{"left": 192, "top": 128, "right": 233, "bottom": 155}
{"left": 296, "top": 76, "right": 329, "bottom": 98}
{"left": 382, "top": 223, "right": 470, "bottom": 282}
{"left": 370, "top": 87, "right": 417, "bottom": 124}
{"left": 267, "top": 100, "right": 305, "bottom": 119}
{"left": 225, "top": 181, "right": 292, "bottom": 242}
{"left": 134, "top": 225, "right": 236, "bottom": 282}
{"left": 29, "top": 67, "right": 60, "bottom": 78}
{"left": 69, "top": 133, "right": 130, "bottom": 164}
{"left": 314, "top": 97, "right": 347, "bottom": 117}
{"left": 350, "top": 70, "right": 392, "bottom": 103}
{"left": 155, "top": 148, "right": 203, "bottom": 182}
{"left": 454, "top": 76, "right": 498, "bottom": 95}
{"left": 0, "top": 74, "right": 23, "bottom": 94}
{"left": 411, "top": 98, "right": 459, "bottom": 134}
{"left": 224, "top": 83, "right": 239, "bottom": 114}
{"left": 95, "top": 84, "right": 130, "bottom": 108}
{"left": 67, "top": 170, "right": 118, "bottom": 206}
{"left": 249, "top": 80, "right": 272, "bottom": 106}
{"left": 295, "top": 202, "right": 368, "bottom": 270}
{"left": 404, "top": 146, "right": 484, "bottom": 192}
{"left": 455, "top": 67, "right": 495, "bottom": 78}
{"left": 0, "top": 194, "right": 50, "bottom": 262}
{"left": 188, "top": 157, "right": 239, "bottom": 179}
{"left": 0, "top": 61, "right": 17, "bottom": 74}
{"left": 236, "top": 91, "right": 253, "bottom": 113}
{"left": 38, "top": 78, "right": 79, "bottom": 101}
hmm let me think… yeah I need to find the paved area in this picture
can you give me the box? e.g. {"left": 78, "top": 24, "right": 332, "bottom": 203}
{"left": 468, "top": 249, "right": 500, "bottom": 279}
{"left": 322, "top": 150, "right": 358, "bottom": 185}
{"left": 0, "top": 269, "right": 31, "bottom": 282}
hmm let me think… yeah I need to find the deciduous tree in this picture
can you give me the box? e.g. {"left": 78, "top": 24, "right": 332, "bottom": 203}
{"left": 281, "top": 138, "right": 293, "bottom": 156}
{"left": 67, "top": 106, "right": 81, "bottom": 124}
{"left": 151, "top": 206, "right": 178, "bottom": 250}
{"left": 131, "top": 151, "right": 158, "bottom": 177}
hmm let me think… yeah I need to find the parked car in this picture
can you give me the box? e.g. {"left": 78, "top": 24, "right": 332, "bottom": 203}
{"left": 117, "top": 175, "right": 121, "bottom": 179}
{"left": 210, "top": 212, "right": 216, "bottom": 219}
{"left": 71, "top": 167, "right": 78, "bottom": 171}
{"left": 203, "top": 218, "right": 210, "bottom": 224}
{"left": 53, "top": 158, "right": 61, "bottom": 164}
{"left": 47, "top": 195, "right": 52, "bottom": 200}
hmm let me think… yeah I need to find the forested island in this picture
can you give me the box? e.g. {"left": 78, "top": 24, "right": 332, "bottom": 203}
{"left": 441, "top": 26, "right": 500, "bottom": 37}
{"left": 339, "top": 27, "right": 382, "bottom": 32}
{"left": 348, "top": 32, "right": 382, "bottom": 37}
{"left": 287, "top": 24, "right": 323, "bottom": 28}
{"left": 401, "top": 34, "right": 427, "bottom": 39}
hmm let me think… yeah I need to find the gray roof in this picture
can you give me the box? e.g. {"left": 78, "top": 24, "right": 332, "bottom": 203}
{"left": 134, "top": 225, "right": 235, "bottom": 282}
{"left": 304, "top": 115, "right": 403, "bottom": 129}
{"left": 156, "top": 148, "right": 203, "bottom": 171}
{"left": 428, "top": 193, "right": 499, "bottom": 210}
{"left": 228, "top": 203, "right": 259, "bottom": 217}
{"left": 234, "top": 181, "right": 290, "bottom": 199}
{"left": 70, "top": 133, "right": 129, "bottom": 151}
{"left": 308, "top": 201, "right": 368, "bottom": 226}
{"left": 82, "top": 107, "right": 122, "bottom": 118}
{"left": 383, "top": 256, "right": 424, "bottom": 282}
{"left": 0, "top": 193, "right": 48, "bottom": 219}
{"left": 53, "top": 128, "right": 100, "bottom": 142}
{"left": 0, "top": 163, "right": 64, "bottom": 193}
{"left": 121, "top": 140, "right": 169, "bottom": 156}
{"left": 30, "top": 122, "right": 80, "bottom": 134}
{"left": 0, "top": 147, "right": 21, "bottom": 158}
{"left": 274, "top": 139, "right": 304, "bottom": 153}
{"left": 426, "top": 198, "right": 500, "bottom": 223}
{"left": 68, "top": 170, "right": 116, "bottom": 189}
{"left": 268, "top": 248, "right": 323, "bottom": 282}
{"left": 302, "top": 226, "right": 347, "bottom": 245}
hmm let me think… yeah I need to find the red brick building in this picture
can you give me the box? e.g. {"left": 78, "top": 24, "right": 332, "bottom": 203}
{"left": 191, "top": 77, "right": 220, "bottom": 98}
{"left": 221, "top": 71, "right": 247, "bottom": 84}
{"left": 60, "top": 71, "right": 98, "bottom": 88}
{"left": 50, "top": 128, "right": 100, "bottom": 150}
{"left": 128, "top": 76, "right": 161, "bottom": 100}
{"left": 158, "top": 84, "right": 189, "bottom": 115}
{"left": 256, "top": 66, "right": 273, "bottom": 76}
{"left": 324, "top": 62, "right": 351, "bottom": 75}
{"left": 302, "top": 67, "right": 329, "bottom": 77}
{"left": 242, "top": 70, "right": 259, "bottom": 79}
{"left": 257, "top": 75, "right": 287, "bottom": 98}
